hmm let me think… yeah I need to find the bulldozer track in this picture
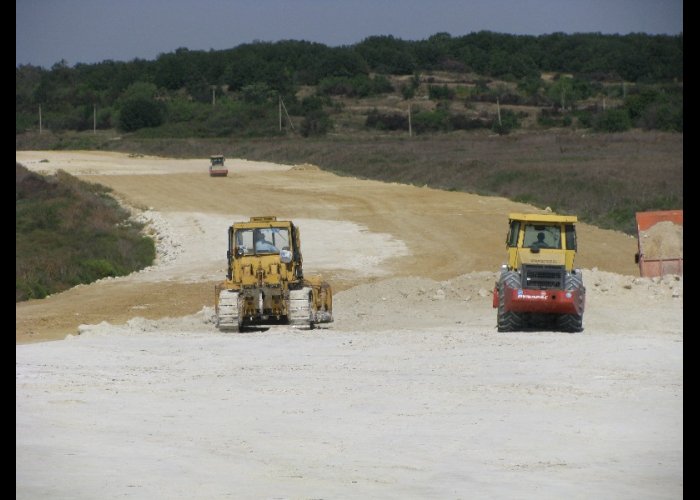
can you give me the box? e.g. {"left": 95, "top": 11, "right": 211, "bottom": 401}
{"left": 288, "top": 287, "right": 313, "bottom": 328}
{"left": 216, "top": 290, "right": 240, "bottom": 331}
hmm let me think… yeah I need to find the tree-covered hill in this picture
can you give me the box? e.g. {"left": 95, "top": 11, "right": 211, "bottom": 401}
{"left": 16, "top": 31, "right": 682, "bottom": 137}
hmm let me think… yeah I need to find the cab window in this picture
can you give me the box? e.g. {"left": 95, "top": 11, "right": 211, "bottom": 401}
{"left": 235, "top": 228, "right": 291, "bottom": 255}
{"left": 565, "top": 224, "right": 577, "bottom": 250}
{"left": 507, "top": 221, "right": 520, "bottom": 247}
{"left": 523, "top": 224, "right": 561, "bottom": 248}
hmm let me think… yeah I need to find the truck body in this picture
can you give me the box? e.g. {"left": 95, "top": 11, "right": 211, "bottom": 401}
{"left": 634, "top": 210, "right": 683, "bottom": 277}
{"left": 214, "top": 216, "right": 332, "bottom": 331}
{"left": 492, "top": 212, "right": 585, "bottom": 332}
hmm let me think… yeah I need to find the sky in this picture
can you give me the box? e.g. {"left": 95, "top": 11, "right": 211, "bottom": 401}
{"left": 16, "top": 0, "right": 683, "bottom": 69}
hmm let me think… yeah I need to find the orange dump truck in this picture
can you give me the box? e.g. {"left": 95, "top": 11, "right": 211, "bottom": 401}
{"left": 634, "top": 210, "right": 683, "bottom": 277}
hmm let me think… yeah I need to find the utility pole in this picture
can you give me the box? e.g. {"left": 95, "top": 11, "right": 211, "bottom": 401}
{"left": 279, "top": 95, "right": 282, "bottom": 131}
{"left": 39, "top": 105, "right": 42, "bottom": 134}
{"left": 496, "top": 97, "right": 502, "bottom": 126}
{"left": 408, "top": 103, "right": 412, "bottom": 137}
{"left": 93, "top": 104, "right": 96, "bottom": 134}
{"left": 279, "top": 96, "right": 294, "bottom": 132}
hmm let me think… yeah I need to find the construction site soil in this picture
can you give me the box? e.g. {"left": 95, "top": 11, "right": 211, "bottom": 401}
{"left": 16, "top": 151, "right": 682, "bottom": 499}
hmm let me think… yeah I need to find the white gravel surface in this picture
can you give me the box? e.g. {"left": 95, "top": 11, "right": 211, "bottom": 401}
{"left": 16, "top": 271, "right": 683, "bottom": 500}
{"left": 15, "top": 152, "right": 683, "bottom": 500}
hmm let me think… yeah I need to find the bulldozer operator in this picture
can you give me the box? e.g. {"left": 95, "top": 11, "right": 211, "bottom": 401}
{"left": 254, "top": 230, "right": 278, "bottom": 253}
{"left": 532, "top": 232, "right": 549, "bottom": 248}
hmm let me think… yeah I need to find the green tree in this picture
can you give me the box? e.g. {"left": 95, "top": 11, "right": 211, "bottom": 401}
{"left": 119, "top": 81, "right": 158, "bottom": 101}
{"left": 118, "top": 97, "right": 164, "bottom": 132}
{"left": 354, "top": 35, "right": 415, "bottom": 74}
{"left": 545, "top": 76, "right": 592, "bottom": 109}
{"left": 241, "top": 83, "right": 276, "bottom": 104}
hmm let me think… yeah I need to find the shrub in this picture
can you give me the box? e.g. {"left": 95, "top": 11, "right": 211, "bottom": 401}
{"left": 412, "top": 109, "right": 450, "bottom": 134}
{"left": 428, "top": 85, "right": 455, "bottom": 101}
{"left": 625, "top": 88, "right": 682, "bottom": 132}
{"left": 300, "top": 109, "right": 333, "bottom": 137}
{"left": 365, "top": 108, "right": 408, "bottom": 131}
{"left": 449, "top": 113, "right": 489, "bottom": 130}
{"left": 592, "top": 108, "right": 632, "bottom": 132}
{"left": 79, "top": 259, "right": 119, "bottom": 281}
{"left": 492, "top": 109, "right": 520, "bottom": 135}
{"left": 537, "top": 108, "right": 573, "bottom": 128}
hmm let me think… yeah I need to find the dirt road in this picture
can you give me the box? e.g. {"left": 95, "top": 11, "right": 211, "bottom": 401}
{"left": 15, "top": 151, "right": 682, "bottom": 499}
{"left": 16, "top": 150, "right": 639, "bottom": 343}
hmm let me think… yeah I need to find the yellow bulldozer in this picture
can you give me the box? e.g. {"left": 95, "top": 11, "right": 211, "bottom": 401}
{"left": 214, "top": 216, "right": 333, "bottom": 331}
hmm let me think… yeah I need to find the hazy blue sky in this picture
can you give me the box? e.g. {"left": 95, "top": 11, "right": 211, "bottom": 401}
{"left": 16, "top": 0, "right": 683, "bottom": 68}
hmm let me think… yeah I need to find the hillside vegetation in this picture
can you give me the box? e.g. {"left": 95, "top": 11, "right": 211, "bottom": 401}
{"left": 15, "top": 32, "right": 683, "bottom": 297}
{"left": 16, "top": 164, "right": 155, "bottom": 302}
{"left": 16, "top": 32, "right": 682, "bottom": 137}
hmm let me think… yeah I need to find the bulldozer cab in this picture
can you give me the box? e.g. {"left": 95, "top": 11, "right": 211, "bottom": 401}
{"left": 235, "top": 227, "right": 292, "bottom": 259}
{"left": 226, "top": 216, "right": 302, "bottom": 282}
